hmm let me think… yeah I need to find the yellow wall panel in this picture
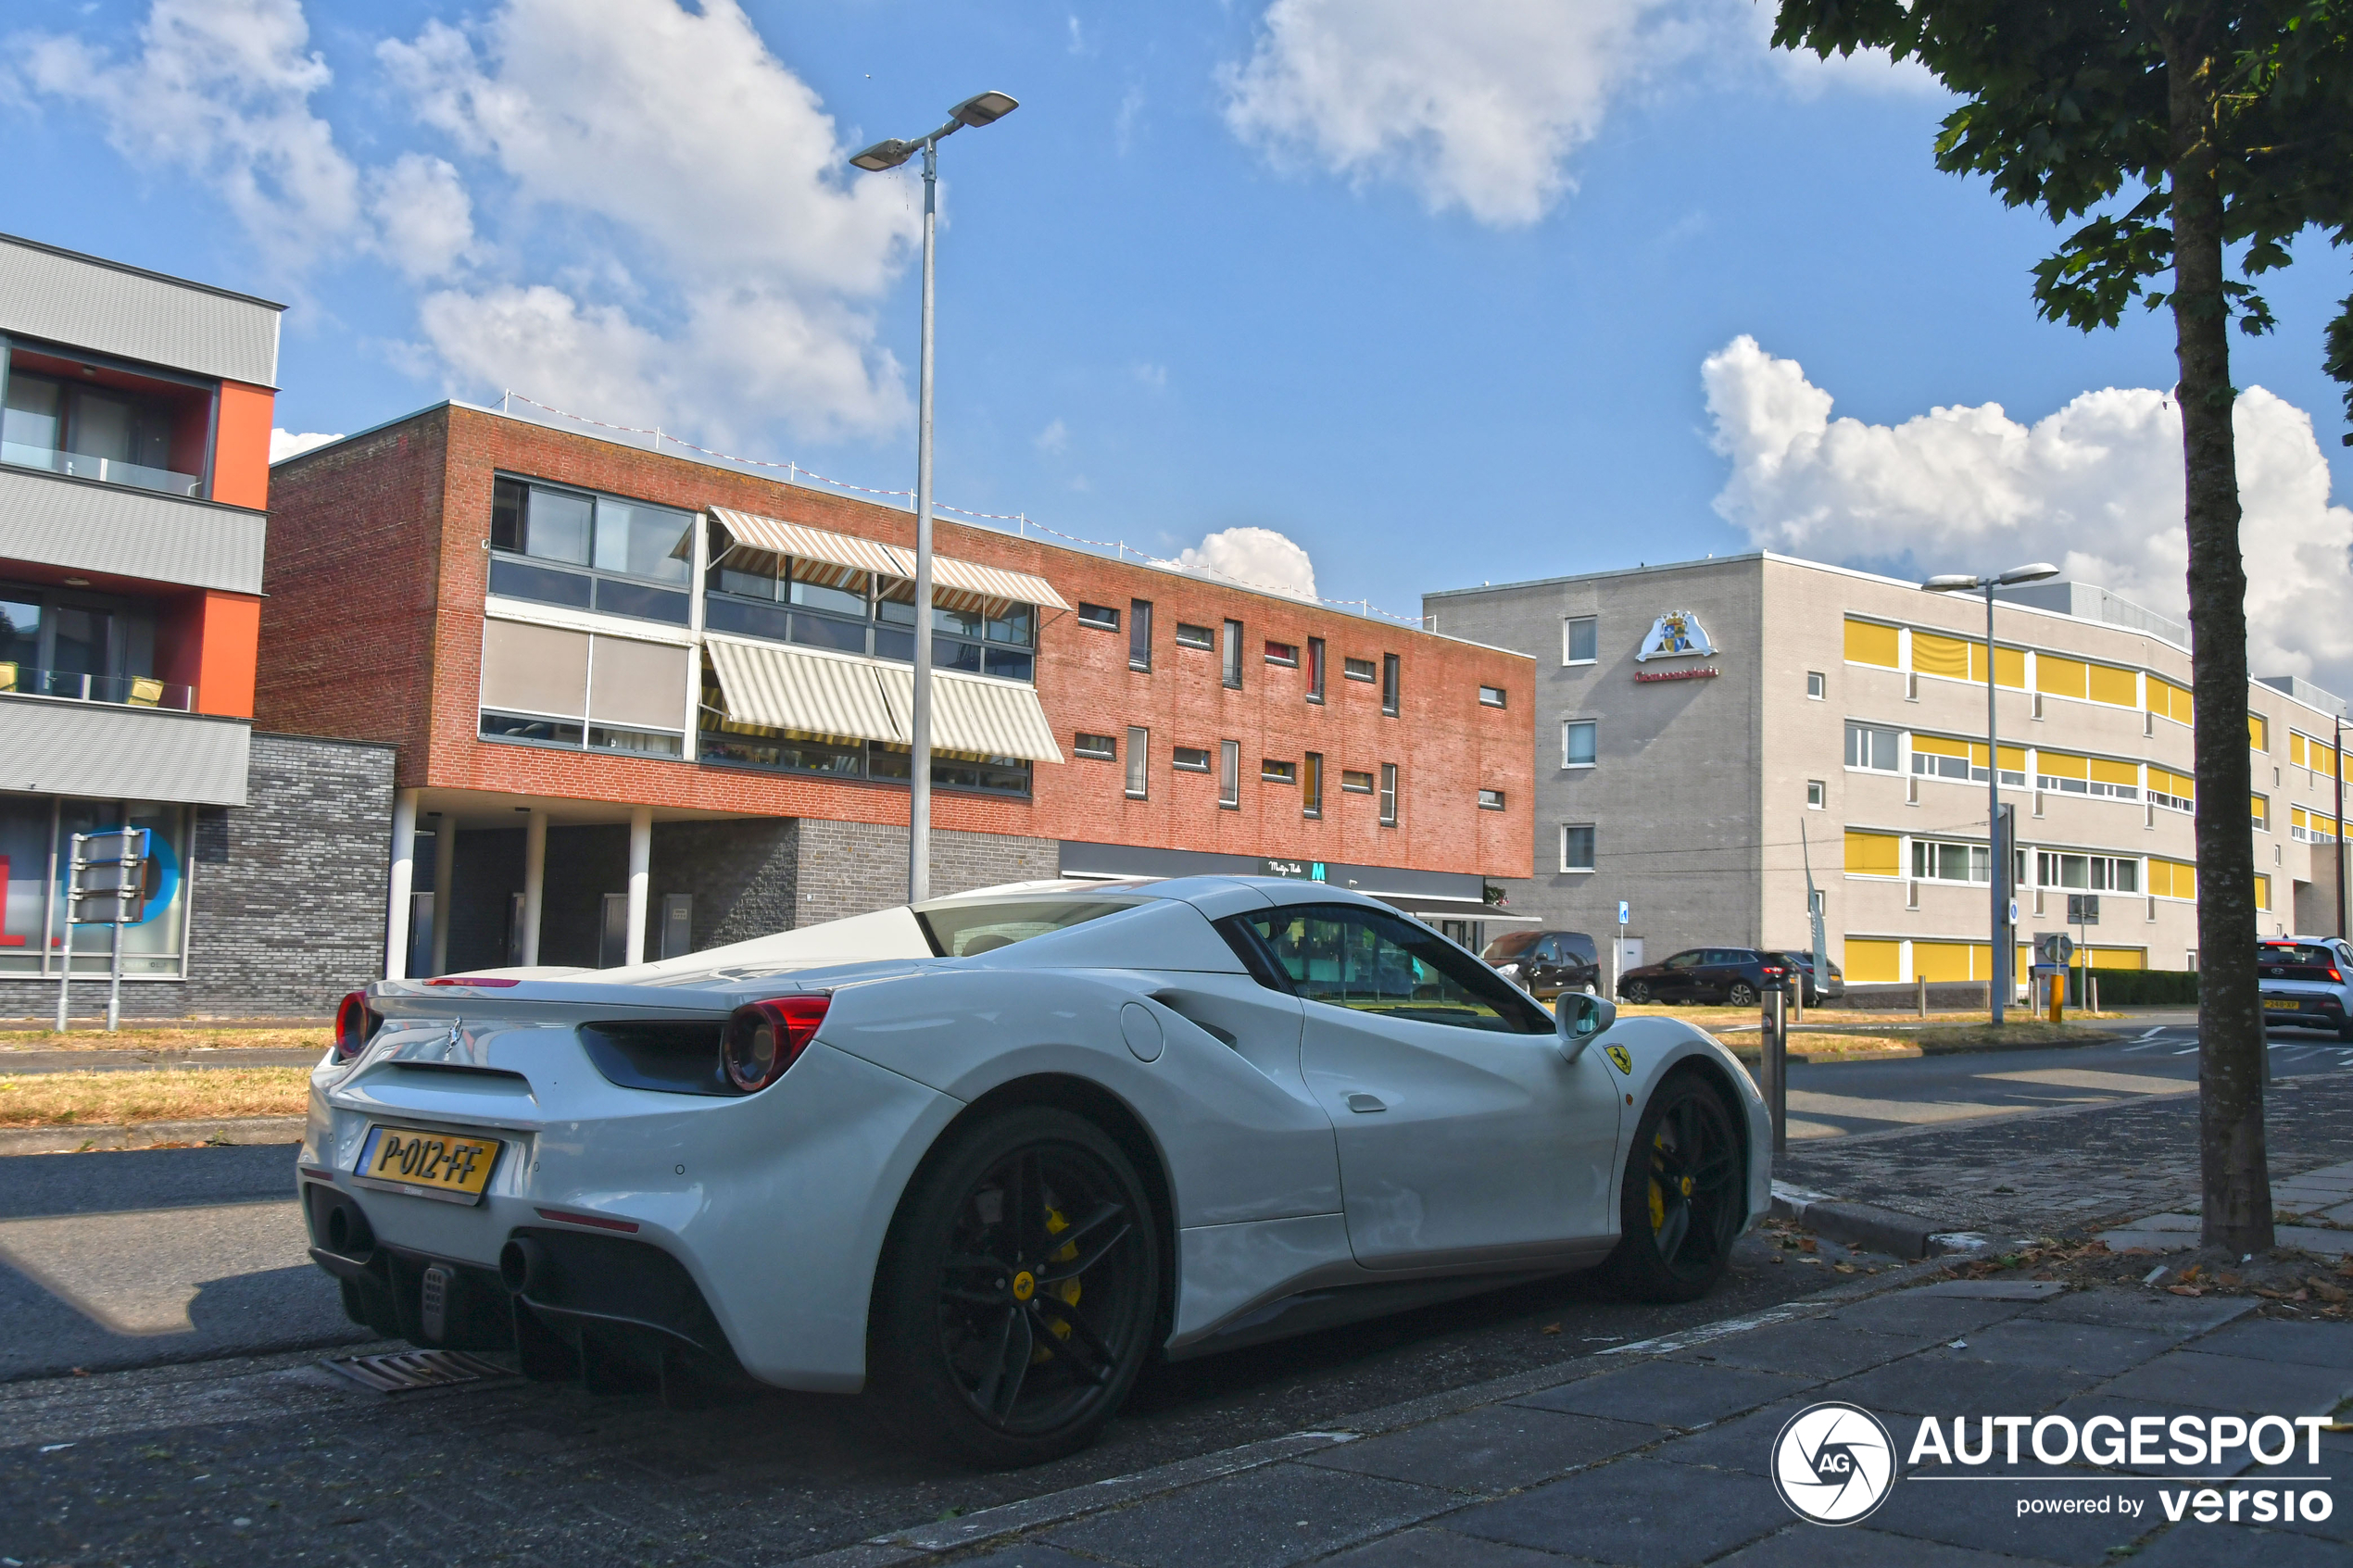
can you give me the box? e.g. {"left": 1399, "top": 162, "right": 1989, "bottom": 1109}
{"left": 2037, "top": 655, "right": 2089, "bottom": 698}
{"left": 1845, "top": 831, "right": 1903, "bottom": 877}
{"left": 1994, "top": 646, "right": 2025, "bottom": 688}
{"left": 1844, "top": 619, "right": 1900, "bottom": 668}
{"left": 2149, "top": 677, "right": 2192, "bottom": 723}
{"left": 2037, "top": 751, "right": 2090, "bottom": 779}
{"left": 1912, "top": 942, "right": 1981, "bottom": 983}
{"left": 2248, "top": 713, "right": 2270, "bottom": 751}
{"left": 2089, "top": 664, "right": 2138, "bottom": 707}
{"left": 1844, "top": 938, "right": 1902, "bottom": 984}
{"left": 1912, "top": 734, "right": 1970, "bottom": 758}
{"left": 1996, "top": 745, "right": 2026, "bottom": 771}
{"left": 2088, "top": 947, "right": 2145, "bottom": 971}
{"left": 2256, "top": 873, "right": 2271, "bottom": 910}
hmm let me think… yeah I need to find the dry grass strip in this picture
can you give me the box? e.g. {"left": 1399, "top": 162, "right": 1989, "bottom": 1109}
{"left": 0, "top": 1026, "right": 329, "bottom": 1054}
{"left": 0, "top": 1067, "right": 311, "bottom": 1127}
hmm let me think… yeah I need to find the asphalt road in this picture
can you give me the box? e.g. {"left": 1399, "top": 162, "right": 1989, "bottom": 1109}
{"left": 1782, "top": 1017, "right": 2353, "bottom": 1137}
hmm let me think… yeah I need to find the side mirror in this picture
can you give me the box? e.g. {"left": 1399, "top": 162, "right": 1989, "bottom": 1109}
{"left": 1554, "top": 992, "right": 1617, "bottom": 1062}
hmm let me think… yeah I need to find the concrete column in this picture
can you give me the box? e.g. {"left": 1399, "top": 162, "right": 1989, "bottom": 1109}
{"left": 625, "top": 806, "right": 652, "bottom": 966}
{"left": 430, "top": 817, "right": 456, "bottom": 977}
{"left": 521, "top": 809, "right": 547, "bottom": 967}
{"left": 385, "top": 788, "right": 419, "bottom": 980}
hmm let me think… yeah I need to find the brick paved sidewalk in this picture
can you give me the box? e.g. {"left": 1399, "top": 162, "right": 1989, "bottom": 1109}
{"left": 896, "top": 1278, "right": 2352, "bottom": 1568}
{"left": 1779, "top": 1068, "right": 2353, "bottom": 1239}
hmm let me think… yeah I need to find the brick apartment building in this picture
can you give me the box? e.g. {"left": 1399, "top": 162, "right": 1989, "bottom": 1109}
{"left": 0, "top": 233, "right": 391, "bottom": 1020}
{"left": 261, "top": 401, "right": 1534, "bottom": 977}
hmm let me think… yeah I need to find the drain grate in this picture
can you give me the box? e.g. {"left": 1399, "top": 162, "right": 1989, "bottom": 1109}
{"left": 320, "top": 1348, "right": 519, "bottom": 1395}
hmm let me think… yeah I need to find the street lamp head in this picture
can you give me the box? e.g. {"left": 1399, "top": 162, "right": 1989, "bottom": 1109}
{"left": 1921, "top": 573, "right": 1982, "bottom": 593}
{"left": 849, "top": 138, "right": 915, "bottom": 172}
{"left": 950, "top": 90, "right": 1020, "bottom": 127}
{"left": 1996, "top": 562, "right": 2061, "bottom": 586}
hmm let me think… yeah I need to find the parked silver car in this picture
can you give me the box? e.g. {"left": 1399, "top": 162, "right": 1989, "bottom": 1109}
{"left": 2259, "top": 937, "right": 2353, "bottom": 1040}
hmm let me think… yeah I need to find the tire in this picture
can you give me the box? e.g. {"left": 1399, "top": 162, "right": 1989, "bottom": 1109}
{"left": 867, "top": 1107, "right": 1161, "bottom": 1467}
{"left": 1601, "top": 1070, "right": 1745, "bottom": 1304}
{"left": 1727, "top": 982, "right": 1759, "bottom": 1008}
{"left": 1624, "top": 980, "right": 1654, "bottom": 1004}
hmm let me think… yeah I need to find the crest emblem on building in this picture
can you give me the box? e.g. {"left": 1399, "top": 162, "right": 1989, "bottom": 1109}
{"left": 1635, "top": 610, "right": 1717, "bottom": 662}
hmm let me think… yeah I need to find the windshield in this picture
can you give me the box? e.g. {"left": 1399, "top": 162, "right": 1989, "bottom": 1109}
{"left": 915, "top": 898, "right": 1140, "bottom": 958}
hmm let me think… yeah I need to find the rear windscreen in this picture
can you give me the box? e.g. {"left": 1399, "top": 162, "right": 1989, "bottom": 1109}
{"left": 915, "top": 899, "right": 1139, "bottom": 958}
{"left": 2260, "top": 945, "right": 2340, "bottom": 976}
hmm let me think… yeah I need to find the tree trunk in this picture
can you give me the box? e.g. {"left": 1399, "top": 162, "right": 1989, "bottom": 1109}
{"left": 2171, "top": 21, "right": 2272, "bottom": 1253}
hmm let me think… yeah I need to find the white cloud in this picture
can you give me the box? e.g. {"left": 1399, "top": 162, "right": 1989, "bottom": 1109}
{"left": 1131, "top": 361, "right": 1168, "bottom": 390}
{"left": 367, "top": 152, "right": 477, "bottom": 282}
{"left": 7, "top": 0, "right": 361, "bottom": 267}
{"left": 1220, "top": 0, "right": 1685, "bottom": 227}
{"left": 375, "top": 0, "right": 917, "bottom": 445}
{"left": 1035, "top": 419, "right": 1070, "bottom": 456}
{"left": 1178, "top": 526, "right": 1320, "bottom": 600}
{"left": 270, "top": 428, "right": 342, "bottom": 462}
{"left": 1703, "top": 334, "right": 2353, "bottom": 693}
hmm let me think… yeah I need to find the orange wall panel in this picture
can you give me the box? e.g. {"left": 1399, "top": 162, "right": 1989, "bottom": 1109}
{"left": 195, "top": 591, "right": 260, "bottom": 717}
{"left": 211, "top": 381, "right": 275, "bottom": 509}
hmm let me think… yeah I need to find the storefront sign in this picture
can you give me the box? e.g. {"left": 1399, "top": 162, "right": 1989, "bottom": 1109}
{"left": 1634, "top": 666, "right": 1720, "bottom": 684}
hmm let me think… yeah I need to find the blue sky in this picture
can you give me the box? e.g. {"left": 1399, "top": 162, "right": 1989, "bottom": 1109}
{"left": 6, "top": 1, "right": 2350, "bottom": 681}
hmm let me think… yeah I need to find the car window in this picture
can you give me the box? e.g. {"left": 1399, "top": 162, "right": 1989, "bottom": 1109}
{"left": 1223, "top": 905, "right": 1552, "bottom": 1034}
{"left": 2260, "top": 944, "right": 2339, "bottom": 972}
{"left": 1529, "top": 936, "right": 1560, "bottom": 962}
{"left": 1663, "top": 950, "right": 1702, "bottom": 970}
{"left": 1703, "top": 950, "right": 1737, "bottom": 966}
{"left": 1559, "top": 934, "right": 1598, "bottom": 963}
{"left": 914, "top": 898, "right": 1141, "bottom": 958}
{"left": 1482, "top": 930, "right": 1540, "bottom": 964}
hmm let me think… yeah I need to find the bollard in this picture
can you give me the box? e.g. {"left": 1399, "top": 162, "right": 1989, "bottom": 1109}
{"left": 1916, "top": 974, "right": 1928, "bottom": 1019}
{"left": 1789, "top": 975, "right": 1805, "bottom": 1024}
{"left": 2089, "top": 972, "right": 2099, "bottom": 1013}
{"left": 1761, "top": 985, "right": 1788, "bottom": 1158}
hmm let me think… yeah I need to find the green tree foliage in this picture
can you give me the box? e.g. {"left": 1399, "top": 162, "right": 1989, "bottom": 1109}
{"left": 1773, "top": 1, "right": 2353, "bottom": 1253}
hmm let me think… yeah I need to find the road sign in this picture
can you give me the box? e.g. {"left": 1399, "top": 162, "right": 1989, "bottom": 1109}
{"left": 1617, "top": 900, "right": 1630, "bottom": 926}
{"left": 2068, "top": 894, "right": 2100, "bottom": 926}
{"left": 2034, "top": 932, "right": 2075, "bottom": 965}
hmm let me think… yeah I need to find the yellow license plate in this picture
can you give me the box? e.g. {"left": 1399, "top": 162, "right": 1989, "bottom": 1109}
{"left": 355, "top": 1124, "right": 503, "bottom": 1204}
{"left": 2264, "top": 998, "right": 2301, "bottom": 1010}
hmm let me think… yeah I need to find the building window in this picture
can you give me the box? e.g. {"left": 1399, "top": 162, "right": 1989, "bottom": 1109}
{"left": 1378, "top": 762, "right": 1399, "bottom": 826}
{"left": 1340, "top": 769, "right": 1375, "bottom": 794}
{"left": 2251, "top": 793, "right": 2270, "bottom": 832}
{"left": 1562, "top": 720, "right": 1597, "bottom": 769}
{"left": 1342, "top": 657, "right": 1377, "bottom": 683}
{"left": 1173, "top": 746, "right": 1212, "bottom": 772}
{"left": 1912, "top": 840, "right": 1993, "bottom": 884}
{"left": 1303, "top": 752, "right": 1323, "bottom": 818}
{"left": 1478, "top": 789, "right": 1506, "bottom": 811}
{"left": 1806, "top": 780, "right": 1825, "bottom": 809}
{"left": 1909, "top": 739, "right": 1972, "bottom": 782}
{"left": 487, "top": 621, "right": 690, "bottom": 759}
{"left": 704, "top": 536, "right": 1037, "bottom": 683}
{"left": 1223, "top": 621, "right": 1245, "bottom": 689}
{"left": 1175, "top": 621, "right": 1214, "bottom": 650}
{"left": 1307, "top": 638, "right": 1326, "bottom": 702}
{"left": 1126, "top": 726, "right": 1149, "bottom": 798}
{"left": 1564, "top": 616, "right": 1598, "bottom": 666}
{"left": 2256, "top": 872, "right": 2271, "bottom": 911}
{"left": 0, "top": 583, "right": 183, "bottom": 709}
{"left": 1381, "top": 653, "right": 1401, "bottom": 716}
{"left": 1219, "top": 740, "right": 1240, "bottom": 806}
{"left": 1129, "top": 600, "right": 1152, "bottom": 671}
{"left": 1077, "top": 602, "right": 1120, "bottom": 631}
{"left": 1262, "top": 759, "right": 1296, "bottom": 784}
{"left": 2035, "top": 851, "right": 2141, "bottom": 893}
{"left": 491, "top": 476, "right": 694, "bottom": 626}
{"left": 1561, "top": 823, "right": 1595, "bottom": 872}
{"left": 1478, "top": 684, "right": 1506, "bottom": 708}
{"left": 1844, "top": 721, "right": 1899, "bottom": 771}
{"left": 0, "top": 797, "right": 191, "bottom": 979}
{"left": 1806, "top": 671, "right": 1825, "bottom": 699}
{"left": 1074, "top": 732, "right": 1116, "bottom": 760}
{"left": 2, "top": 349, "right": 215, "bottom": 499}
{"left": 1265, "top": 640, "right": 1299, "bottom": 668}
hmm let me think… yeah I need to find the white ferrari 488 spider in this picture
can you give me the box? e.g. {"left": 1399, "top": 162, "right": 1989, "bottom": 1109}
{"left": 300, "top": 877, "right": 1769, "bottom": 1465}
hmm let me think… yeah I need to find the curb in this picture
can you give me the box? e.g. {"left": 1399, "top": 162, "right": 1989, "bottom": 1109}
{"left": 0, "top": 1115, "right": 304, "bottom": 1157}
{"left": 1769, "top": 1182, "right": 1959, "bottom": 1260}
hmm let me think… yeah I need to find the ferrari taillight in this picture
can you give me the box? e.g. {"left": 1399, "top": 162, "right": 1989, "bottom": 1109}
{"left": 723, "top": 996, "right": 830, "bottom": 1092}
{"left": 333, "top": 990, "right": 379, "bottom": 1063}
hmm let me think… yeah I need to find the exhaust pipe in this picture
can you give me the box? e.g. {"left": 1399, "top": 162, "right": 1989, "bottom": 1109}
{"left": 323, "top": 1198, "right": 374, "bottom": 1261}
{"left": 500, "top": 1236, "right": 550, "bottom": 1297}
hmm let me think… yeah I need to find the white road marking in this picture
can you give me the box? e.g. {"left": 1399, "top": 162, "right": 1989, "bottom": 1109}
{"left": 2138, "top": 1027, "right": 2165, "bottom": 1041}
{"left": 1977, "top": 1068, "right": 2195, "bottom": 1097}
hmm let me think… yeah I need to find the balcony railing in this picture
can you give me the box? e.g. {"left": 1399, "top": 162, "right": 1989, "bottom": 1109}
{"left": 0, "top": 664, "right": 194, "bottom": 710}
{"left": 2, "top": 441, "right": 205, "bottom": 499}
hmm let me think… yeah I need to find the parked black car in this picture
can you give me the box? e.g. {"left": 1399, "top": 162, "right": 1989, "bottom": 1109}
{"left": 1480, "top": 929, "right": 1602, "bottom": 1000}
{"left": 1617, "top": 947, "right": 1790, "bottom": 1007}
{"left": 1769, "top": 950, "right": 1845, "bottom": 1007}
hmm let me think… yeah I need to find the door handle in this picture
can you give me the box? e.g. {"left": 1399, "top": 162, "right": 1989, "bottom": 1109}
{"left": 1345, "top": 1092, "right": 1387, "bottom": 1114}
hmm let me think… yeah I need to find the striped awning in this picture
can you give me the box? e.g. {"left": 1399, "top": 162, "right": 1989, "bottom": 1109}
{"left": 925, "top": 554, "right": 1071, "bottom": 611}
{"left": 709, "top": 508, "right": 905, "bottom": 578}
{"left": 875, "top": 666, "right": 1063, "bottom": 762}
{"left": 705, "top": 638, "right": 903, "bottom": 744}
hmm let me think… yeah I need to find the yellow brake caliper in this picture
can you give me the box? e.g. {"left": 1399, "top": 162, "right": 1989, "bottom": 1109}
{"left": 1032, "top": 1207, "right": 1083, "bottom": 1361}
{"left": 1648, "top": 1132, "right": 1667, "bottom": 1235}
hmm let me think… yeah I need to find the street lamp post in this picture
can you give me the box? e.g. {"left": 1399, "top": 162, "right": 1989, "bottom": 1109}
{"left": 1923, "top": 563, "right": 2059, "bottom": 1025}
{"left": 849, "top": 90, "right": 1019, "bottom": 904}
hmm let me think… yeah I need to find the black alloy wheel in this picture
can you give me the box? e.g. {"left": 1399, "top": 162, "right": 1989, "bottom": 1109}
{"left": 868, "top": 1107, "right": 1160, "bottom": 1467}
{"left": 1624, "top": 980, "right": 1655, "bottom": 1004}
{"left": 1726, "top": 981, "right": 1760, "bottom": 1008}
{"left": 1602, "top": 1070, "right": 1744, "bottom": 1303}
